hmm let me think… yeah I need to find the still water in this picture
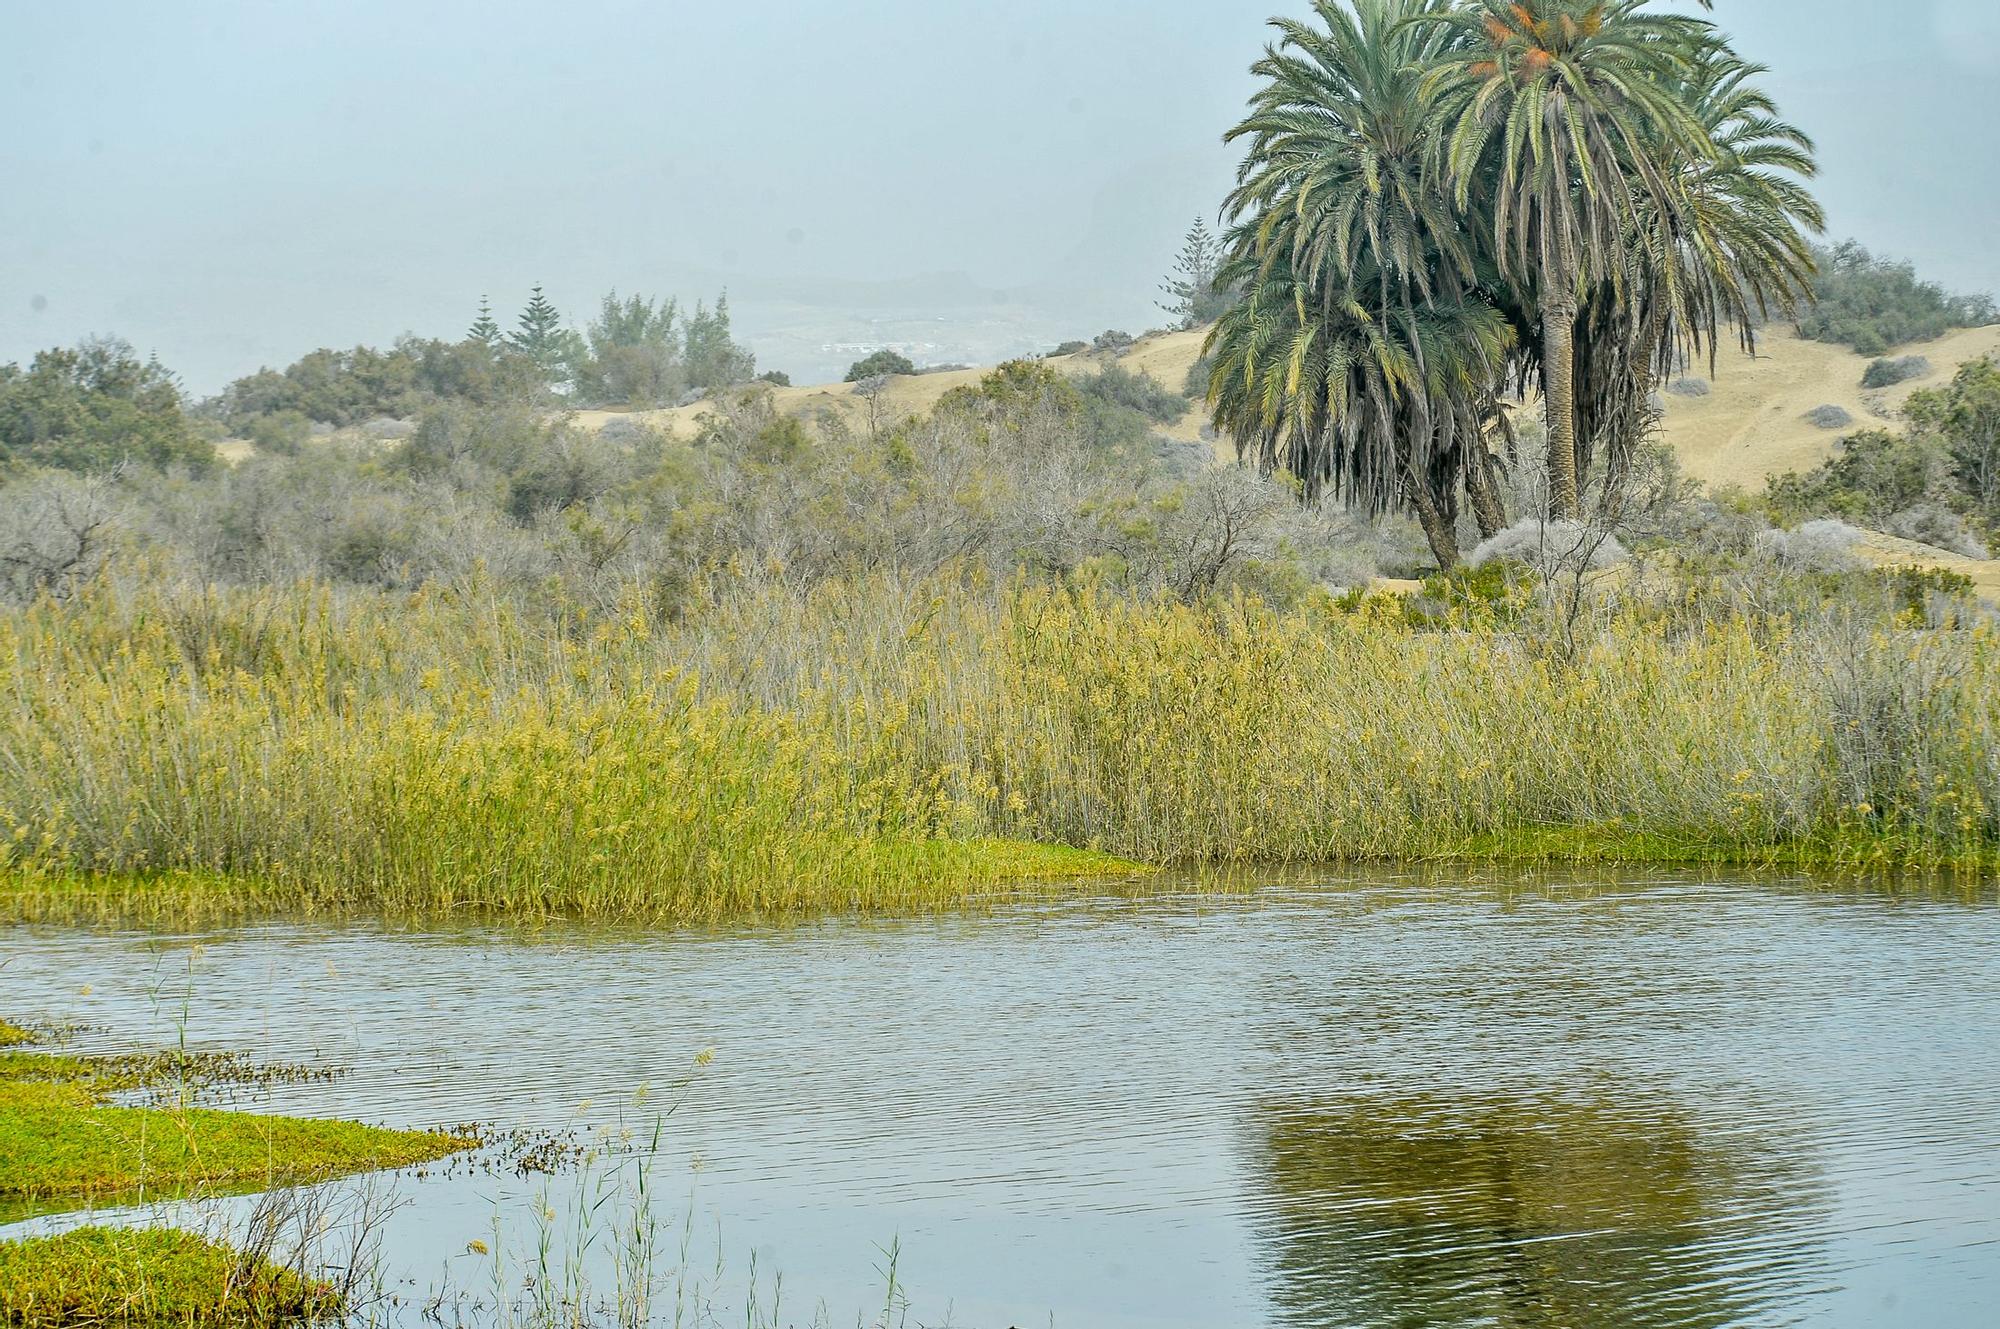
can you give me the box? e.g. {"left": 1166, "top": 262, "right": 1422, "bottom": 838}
{"left": 4, "top": 871, "right": 1998, "bottom": 1327}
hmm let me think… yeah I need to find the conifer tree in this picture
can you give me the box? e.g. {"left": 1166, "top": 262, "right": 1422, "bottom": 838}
{"left": 468, "top": 297, "right": 502, "bottom": 349}
{"left": 510, "top": 286, "right": 563, "bottom": 361}
{"left": 1158, "top": 218, "right": 1225, "bottom": 330}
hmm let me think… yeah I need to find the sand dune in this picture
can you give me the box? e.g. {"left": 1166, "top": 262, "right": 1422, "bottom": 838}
{"left": 573, "top": 328, "right": 1218, "bottom": 452}
{"left": 574, "top": 320, "right": 2000, "bottom": 591}
{"left": 583, "top": 321, "right": 2000, "bottom": 495}
{"left": 1657, "top": 324, "right": 2000, "bottom": 490}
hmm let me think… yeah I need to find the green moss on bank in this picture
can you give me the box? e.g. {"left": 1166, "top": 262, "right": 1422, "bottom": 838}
{"left": 2, "top": 822, "right": 1991, "bottom": 931}
{"left": 0, "top": 837, "right": 1148, "bottom": 929}
{"left": 0, "top": 1032, "right": 472, "bottom": 1207}
{"left": 0, "top": 1226, "right": 337, "bottom": 1327}
{"left": 1422, "top": 824, "right": 2000, "bottom": 874}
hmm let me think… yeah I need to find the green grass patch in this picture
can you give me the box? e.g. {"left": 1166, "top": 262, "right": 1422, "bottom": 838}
{"left": 0, "top": 1032, "right": 472, "bottom": 1210}
{"left": 1421, "top": 823, "right": 2000, "bottom": 874}
{"left": 0, "top": 1226, "right": 337, "bottom": 1327}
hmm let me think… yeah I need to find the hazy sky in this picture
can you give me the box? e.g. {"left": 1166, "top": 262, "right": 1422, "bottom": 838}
{"left": 5, "top": 1, "right": 1999, "bottom": 391}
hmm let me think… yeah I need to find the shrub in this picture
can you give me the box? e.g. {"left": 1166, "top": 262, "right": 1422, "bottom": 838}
{"left": 1797, "top": 240, "right": 1998, "bottom": 353}
{"left": 1861, "top": 356, "right": 1931, "bottom": 390}
{"left": 1804, "top": 404, "right": 1853, "bottom": 430}
{"left": 756, "top": 370, "right": 791, "bottom": 387}
{"left": 219, "top": 340, "right": 444, "bottom": 426}
{"left": 1666, "top": 377, "right": 1711, "bottom": 398}
{"left": 243, "top": 409, "right": 312, "bottom": 455}
{"left": 1074, "top": 365, "right": 1187, "bottom": 425}
{"left": 844, "top": 350, "right": 916, "bottom": 382}
{"left": 1467, "top": 519, "right": 1629, "bottom": 575}
{"left": 1765, "top": 428, "right": 1950, "bottom": 526}
{"left": 0, "top": 337, "right": 213, "bottom": 474}
{"left": 1050, "top": 340, "right": 1089, "bottom": 357}
{"left": 504, "top": 429, "right": 623, "bottom": 522}
{"left": 1754, "top": 518, "right": 1867, "bottom": 573}
{"left": 1184, "top": 354, "right": 1215, "bottom": 399}
{"left": 1091, "top": 330, "right": 1136, "bottom": 354}
{"left": 1909, "top": 357, "right": 2000, "bottom": 522}
{"left": 1885, "top": 502, "right": 1990, "bottom": 558}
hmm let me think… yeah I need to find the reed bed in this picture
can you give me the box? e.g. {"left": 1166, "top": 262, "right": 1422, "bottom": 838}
{"left": 2, "top": 574, "right": 1996, "bottom": 925}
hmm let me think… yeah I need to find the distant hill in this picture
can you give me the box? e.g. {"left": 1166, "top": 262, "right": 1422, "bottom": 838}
{"left": 579, "top": 318, "right": 2000, "bottom": 593}
{"left": 574, "top": 327, "right": 1218, "bottom": 452}
{"left": 1657, "top": 323, "right": 2000, "bottom": 490}
{"left": 583, "top": 320, "right": 2000, "bottom": 498}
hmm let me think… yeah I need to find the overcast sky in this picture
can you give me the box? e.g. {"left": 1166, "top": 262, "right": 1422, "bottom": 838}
{"left": 5, "top": 0, "right": 1999, "bottom": 392}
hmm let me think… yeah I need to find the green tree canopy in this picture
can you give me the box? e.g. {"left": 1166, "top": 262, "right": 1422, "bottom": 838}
{"left": 0, "top": 337, "right": 212, "bottom": 474}
{"left": 1206, "top": 0, "right": 1820, "bottom": 551}
{"left": 845, "top": 349, "right": 917, "bottom": 382}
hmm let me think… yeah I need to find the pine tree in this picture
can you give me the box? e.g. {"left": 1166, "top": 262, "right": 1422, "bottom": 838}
{"left": 1158, "top": 219, "right": 1223, "bottom": 330}
{"left": 468, "top": 296, "right": 501, "bottom": 349}
{"left": 683, "top": 291, "right": 755, "bottom": 390}
{"left": 510, "top": 285, "right": 563, "bottom": 361}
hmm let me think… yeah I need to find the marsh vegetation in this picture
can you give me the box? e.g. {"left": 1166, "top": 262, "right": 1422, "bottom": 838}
{"left": 6, "top": 0, "right": 2000, "bottom": 1323}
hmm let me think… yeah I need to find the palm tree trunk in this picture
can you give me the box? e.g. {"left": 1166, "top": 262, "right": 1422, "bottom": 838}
{"left": 1406, "top": 467, "right": 1460, "bottom": 570}
{"left": 1542, "top": 286, "right": 1582, "bottom": 521}
{"left": 1467, "top": 447, "right": 1507, "bottom": 540}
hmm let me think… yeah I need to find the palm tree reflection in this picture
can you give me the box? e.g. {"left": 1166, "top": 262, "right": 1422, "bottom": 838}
{"left": 1247, "top": 1091, "right": 1822, "bottom": 1329}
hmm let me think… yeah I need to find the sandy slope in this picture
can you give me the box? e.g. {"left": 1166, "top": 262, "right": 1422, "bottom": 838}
{"left": 578, "top": 322, "right": 2000, "bottom": 495}
{"left": 572, "top": 328, "right": 1218, "bottom": 452}
{"left": 1850, "top": 530, "right": 2000, "bottom": 601}
{"left": 1647, "top": 324, "right": 2000, "bottom": 594}
{"left": 570, "top": 320, "right": 2000, "bottom": 592}
{"left": 1657, "top": 324, "right": 2000, "bottom": 490}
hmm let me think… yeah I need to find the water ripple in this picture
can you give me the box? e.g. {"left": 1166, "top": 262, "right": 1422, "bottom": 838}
{"left": 3, "top": 871, "right": 1998, "bottom": 1327}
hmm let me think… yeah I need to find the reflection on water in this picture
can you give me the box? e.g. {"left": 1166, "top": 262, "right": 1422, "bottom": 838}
{"left": 2, "top": 871, "right": 1998, "bottom": 1327}
{"left": 1252, "top": 1092, "right": 1822, "bottom": 1329}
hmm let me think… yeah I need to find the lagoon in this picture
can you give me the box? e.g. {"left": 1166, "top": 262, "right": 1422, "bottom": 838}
{"left": 4, "top": 870, "right": 1998, "bottom": 1327}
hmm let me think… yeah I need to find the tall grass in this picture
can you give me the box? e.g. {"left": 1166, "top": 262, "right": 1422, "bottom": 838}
{"left": 3, "top": 573, "right": 1997, "bottom": 924}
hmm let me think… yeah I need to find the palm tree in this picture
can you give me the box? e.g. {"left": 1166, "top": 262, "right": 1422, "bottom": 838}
{"left": 1209, "top": 0, "right": 1514, "bottom": 564}
{"left": 1568, "top": 39, "right": 1824, "bottom": 496}
{"left": 1639, "top": 41, "right": 1823, "bottom": 371}
{"left": 1423, "top": 0, "right": 1720, "bottom": 519}
{"left": 1206, "top": 238, "right": 1514, "bottom": 567}
{"left": 1225, "top": 0, "right": 1474, "bottom": 307}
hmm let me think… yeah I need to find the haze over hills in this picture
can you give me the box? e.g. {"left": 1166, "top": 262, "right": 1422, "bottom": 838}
{"left": 7, "top": 2, "right": 2000, "bottom": 395}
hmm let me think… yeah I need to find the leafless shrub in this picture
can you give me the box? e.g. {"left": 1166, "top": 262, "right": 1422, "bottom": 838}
{"left": 1885, "top": 502, "right": 1990, "bottom": 558}
{"left": 0, "top": 469, "right": 123, "bottom": 602}
{"left": 1754, "top": 518, "right": 1868, "bottom": 573}
{"left": 595, "top": 415, "right": 658, "bottom": 446}
{"left": 210, "top": 1175, "right": 409, "bottom": 1312}
{"left": 1469, "top": 519, "right": 1629, "bottom": 575}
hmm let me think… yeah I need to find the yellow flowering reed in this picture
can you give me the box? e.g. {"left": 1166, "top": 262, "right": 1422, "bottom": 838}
{"left": 2, "top": 574, "right": 1995, "bottom": 926}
